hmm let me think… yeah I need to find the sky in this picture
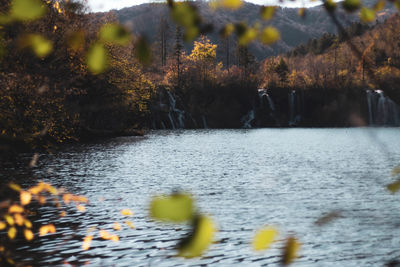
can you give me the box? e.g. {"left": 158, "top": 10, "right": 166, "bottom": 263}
{"left": 88, "top": 0, "right": 323, "bottom": 12}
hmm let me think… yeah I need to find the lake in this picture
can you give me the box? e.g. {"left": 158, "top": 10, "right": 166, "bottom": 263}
{"left": 4, "top": 128, "right": 400, "bottom": 266}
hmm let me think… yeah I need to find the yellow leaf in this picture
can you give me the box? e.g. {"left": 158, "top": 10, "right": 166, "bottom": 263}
{"left": 14, "top": 213, "right": 24, "bottom": 226}
{"left": 26, "top": 34, "right": 53, "bottom": 58}
{"left": 43, "top": 183, "right": 58, "bottom": 195}
{"left": 9, "top": 183, "right": 21, "bottom": 192}
{"left": 150, "top": 193, "right": 194, "bottom": 223}
{"left": 324, "top": 0, "right": 337, "bottom": 12}
{"left": 8, "top": 227, "right": 17, "bottom": 240}
{"left": 4, "top": 215, "right": 14, "bottom": 225}
{"left": 120, "top": 209, "right": 133, "bottom": 216}
{"left": 396, "top": 0, "right": 400, "bottom": 10}
{"left": 281, "top": 236, "right": 301, "bottom": 265}
{"left": 9, "top": 204, "right": 24, "bottom": 214}
{"left": 60, "top": 211, "right": 66, "bottom": 217}
{"left": 260, "top": 26, "right": 280, "bottom": 45}
{"left": 373, "top": 0, "right": 385, "bottom": 11}
{"left": 24, "top": 219, "right": 32, "bottom": 228}
{"left": 113, "top": 222, "right": 122, "bottom": 231}
{"left": 125, "top": 221, "right": 135, "bottom": 229}
{"left": 178, "top": 215, "right": 216, "bottom": 258}
{"left": 24, "top": 229, "right": 34, "bottom": 241}
{"left": 38, "top": 195, "right": 46, "bottom": 205}
{"left": 20, "top": 191, "right": 32, "bottom": 206}
{"left": 217, "top": 0, "right": 243, "bottom": 9}
{"left": 0, "top": 221, "right": 6, "bottom": 230}
{"left": 387, "top": 180, "right": 400, "bottom": 193}
{"left": 360, "top": 7, "right": 375, "bottom": 23}
{"left": 220, "top": 23, "right": 235, "bottom": 38}
{"left": 298, "top": 8, "right": 306, "bottom": 18}
{"left": 238, "top": 27, "right": 257, "bottom": 46}
{"left": 29, "top": 184, "right": 44, "bottom": 194}
{"left": 39, "top": 224, "right": 56, "bottom": 236}
{"left": 100, "top": 23, "right": 131, "bottom": 45}
{"left": 10, "top": 0, "right": 46, "bottom": 21}
{"left": 82, "top": 235, "right": 93, "bottom": 250}
{"left": 87, "top": 43, "right": 108, "bottom": 74}
{"left": 252, "top": 227, "right": 278, "bottom": 251}
{"left": 260, "top": 6, "right": 275, "bottom": 20}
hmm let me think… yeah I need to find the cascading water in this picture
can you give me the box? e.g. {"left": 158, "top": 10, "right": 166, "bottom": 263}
{"left": 288, "top": 90, "right": 302, "bottom": 126}
{"left": 366, "top": 89, "right": 400, "bottom": 126}
{"left": 166, "top": 90, "right": 185, "bottom": 129}
{"left": 241, "top": 110, "right": 255, "bottom": 129}
{"left": 202, "top": 115, "right": 208, "bottom": 129}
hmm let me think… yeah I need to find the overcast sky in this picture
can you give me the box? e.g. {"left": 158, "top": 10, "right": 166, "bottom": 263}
{"left": 88, "top": 0, "right": 322, "bottom": 12}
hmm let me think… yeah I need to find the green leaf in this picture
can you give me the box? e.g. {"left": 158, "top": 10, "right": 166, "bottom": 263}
{"left": 150, "top": 192, "right": 194, "bottom": 223}
{"left": 26, "top": 34, "right": 53, "bottom": 58}
{"left": 134, "top": 36, "right": 152, "bottom": 65}
{"left": 387, "top": 180, "right": 400, "bottom": 194}
{"left": 281, "top": 236, "right": 301, "bottom": 265}
{"left": 10, "top": 0, "right": 46, "bottom": 21}
{"left": 342, "top": 0, "right": 361, "bottom": 12}
{"left": 171, "top": 2, "right": 197, "bottom": 28}
{"left": 177, "top": 215, "right": 216, "bottom": 258}
{"left": 360, "top": 7, "right": 376, "bottom": 23}
{"left": 396, "top": 0, "right": 400, "bottom": 10}
{"left": 260, "top": 6, "right": 275, "bottom": 20}
{"left": 260, "top": 26, "right": 280, "bottom": 45}
{"left": 100, "top": 23, "right": 131, "bottom": 45}
{"left": 87, "top": 43, "right": 108, "bottom": 74}
{"left": 252, "top": 227, "right": 278, "bottom": 251}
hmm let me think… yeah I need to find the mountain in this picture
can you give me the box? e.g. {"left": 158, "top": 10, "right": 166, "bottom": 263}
{"left": 104, "top": 0, "right": 395, "bottom": 61}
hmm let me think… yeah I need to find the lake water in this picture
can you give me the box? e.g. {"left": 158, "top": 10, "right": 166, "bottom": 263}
{"left": 4, "top": 128, "right": 400, "bottom": 266}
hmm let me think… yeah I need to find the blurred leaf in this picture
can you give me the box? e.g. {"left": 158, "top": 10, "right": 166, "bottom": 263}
{"left": 24, "top": 219, "right": 32, "bottom": 228}
{"left": 373, "top": 0, "right": 386, "bottom": 11}
{"left": 125, "top": 220, "right": 135, "bottom": 229}
{"left": 177, "top": 215, "right": 216, "bottom": 258}
{"left": 4, "top": 215, "right": 14, "bottom": 225}
{"left": 100, "top": 23, "right": 131, "bottom": 45}
{"left": 298, "top": 8, "right": 306, "bottom": 17}
{"left": 134, "top": 37, "right": 152, "bottom": 65}
{"left": 392, "top": 165, "right": 400, "bottom": 176}
{"left": 120, "top": 209, "right": 133, "bottom": 216}
{"left": 87, "top": 43, "right": 108, "bottom": 74}
{"left": 67, "top": 30, "right": 85, "bottom": 51}
{"left": 360, "top": 7, "right": 376, "bottom": 22}
{"left": 260, "top": 6, "right": 275, "bottom": 20}
{"left": 220, "top": 23, "right": 235, "bottom": 38}
{"left": 0, "top": 15, "right": 13, "bottom": 24}
{"left": 10, "top": 0, "right": 46, "bottom": 21}
{"left": 8, "top": 227, "right": 17, "bottom": 240}
{"left": 9, "top": 204, "right": 24, "bottom": 213}
{"left": 111, "top": 235, "right": 120, "bottom": 242}
{"left": 252, "top": 227, "right": 278, "bottom": 251}
{"left": 281, "top": 236, "right": 301, "bottom": 265}
{"left": 260, "top": 26, "right": 280, "bottom": 45}
{"left": 342, "top": 0, "right": 362, "bottom": 12}
{"left": 387, "top": 180, "right": 400, "bottom": 193}
{"left": 212, "top": 0, "right": 243, "bottom": 10}
{"left": 20, "top": 191, "right": 32, "bottom": 206}
{"left": 82, "top": 235, "right": 93, "bottom": 250}
{"left": 0, "top": 221, "right": 6, "bottom": 230}
{"left": 184, "top": 26, "right": 199, "bottom": 42}
{"left": 76, "top": 204, "right": 86, "bottom": 212}
{"left": 395, "top": 0, "right": 400, "bottom": 10}
{"left": 171, "top": 2, "right": 197, "bottom": 28}
{"left": 324, "top": 0, "right": 337, "bottom": 12}
{"left": 24, "top": 229, "right": 34, "bottom": 241}
{"left": 23, "top": 34, "right": 53, "bottom": 58}
{"left": 150, "top": 192, "right": 194, "bottom": 223}
{"left": 14, "top": 213, "right": 24, "bottom": 226}
{"left": 39, "top": 224, "right": 56, "bottom": 236}
{"left": 238, "top": 27, "right": 257, "bottom": 46}
{"left": 9, "top": 183, "right": 21, "bottom": 192}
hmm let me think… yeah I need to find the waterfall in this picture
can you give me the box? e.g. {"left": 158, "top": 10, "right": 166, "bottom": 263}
{"left": 202, "top": 115, "right": 208, "bottom": 129}
{"left": 367, "top": 89, "right": 400, "bottom": 126}
{"left": 288, "top": 90, "right": 302, "bottom": 126}
{"left": 258, "top": 89, "right": 275, "bottom": 111}
{"left": 241, "top": 109, "right": 255, "bottom": 129}
{"left": 166, "top": 90, "right": 185, "bottom": 129}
